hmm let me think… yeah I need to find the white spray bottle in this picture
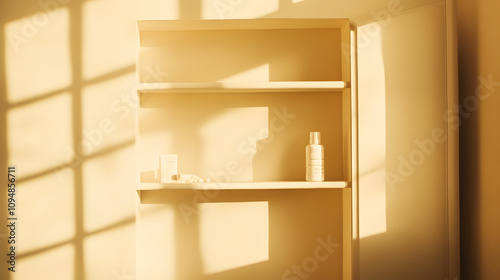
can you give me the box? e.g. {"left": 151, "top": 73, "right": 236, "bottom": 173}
{"left": 306, "top": 132, "right": 324, "bottom": 182}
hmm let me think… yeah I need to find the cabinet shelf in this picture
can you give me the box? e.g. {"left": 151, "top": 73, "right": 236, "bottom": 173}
{"left": 137, "top": 181, "right": 350, "bottom": 191}
{"left": 137, "top": 81, "right": 349, "bottom": 94}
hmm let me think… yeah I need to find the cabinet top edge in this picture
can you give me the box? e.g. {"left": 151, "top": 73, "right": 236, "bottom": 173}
{"left": 137, "top": 18, "right": 350, "bottom": 32}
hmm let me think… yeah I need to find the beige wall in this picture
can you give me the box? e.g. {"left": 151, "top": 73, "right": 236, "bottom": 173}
{"left": 1, "top": 0, "right": 495, "bottom": 279}
{"left": 457, "top": 0, "right": 500, "bottom": 279}
{"left": 0, "top": 1, "right": 351, "bottom": 279}
{"left": 0, "top": 1, "right": 149, "bottom": 279}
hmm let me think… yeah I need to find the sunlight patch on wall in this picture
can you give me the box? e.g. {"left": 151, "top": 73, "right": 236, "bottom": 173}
{"left": 82, "top": 146, "right": 135, "bottom": 232}
{"left": 200, "top": 107, "right": 268, "bottom": 181}
{"left": 357, "top": 22, "right": 387, "bottom": 239}
{"left": 5, "top": 8, "right": 70, "bottom": 103}
{"left": 136, "top": 204, "right": 176, "bottom": 280}
{"left": 17, "top": 171, "right": 75, "bottom": 254}
{"left": 84, "top": 222, "right": 135, "bottom": 280}
{"left": 14, "top": 244, "right": 74, "bottom": 280}
{"left": 199, "top": 201, "right": 269, "bottom": 274}
{"left": 128, "top": 0, "right": 178, "bottom": 21}
{"left": 219, "top": 63, "right": 270, "bottom": 82}
{"left": 202, "top": 0, "right": 279, "bottom": 19}
{"left": 81, "top": 73, "right": 136, "bottom": 156}
{"left": 83, "top": 0, "right": 136, "bottom": 80}
{"left": 7, "top": 93, "right": 73, "bottom": 178}
{"left": 136, "top": 114, "right": 174, "bottom": 179}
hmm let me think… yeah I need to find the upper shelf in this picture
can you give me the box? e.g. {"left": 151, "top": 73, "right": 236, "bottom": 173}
{"left": 137, "top": 18, "right": 351, "bottom": 84}
{"left": 137, "top": 81, "right": 349, "bottom": 94}
{"left": 137, "top": 181, "right": 350, "bottom": 191}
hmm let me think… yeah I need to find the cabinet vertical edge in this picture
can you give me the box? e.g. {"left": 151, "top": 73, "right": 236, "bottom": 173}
{"left": 341, "top": 21, "right": 351, "bottom": 85}
{"left": 135, "top": 22, "right": 141, "bottom": 185}
{"left": 135, "top": 189, "right": 141, "bottom": 280}
{"left": 345, "top": 23, "right": 359, "bottom": 280}
{"left": 343, "top": 188, "right": 352, "bottom": 280}
{"left": 340, "top": 19, "right": 352, "bottom": 280}
{"left": 445, "top": 0, "right": 460, "bottom": 279}
{"left": 135, "top": 22, "right": 142, "bottom": 280}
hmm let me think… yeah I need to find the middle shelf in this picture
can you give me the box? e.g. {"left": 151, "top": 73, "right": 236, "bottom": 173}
{"left": 137, "top": 87, "right": 350, "bottom": 183}
{"left": 137, "top": 181, "right": 350, "bottom": 190}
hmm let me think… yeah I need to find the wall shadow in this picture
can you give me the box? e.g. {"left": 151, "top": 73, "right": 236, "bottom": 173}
{"left": 68, "top": 1, "right": 86, "bottom": 278}
{"left": 0, "top": 1, "right": 137, "bottom": 279}
{"left": 456, "top": 0, "right": 480, "bottom": 278}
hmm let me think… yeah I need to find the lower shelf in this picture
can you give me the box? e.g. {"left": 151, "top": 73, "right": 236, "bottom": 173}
{"left": 137, "top": 181, "right": 350, "bottom": 190}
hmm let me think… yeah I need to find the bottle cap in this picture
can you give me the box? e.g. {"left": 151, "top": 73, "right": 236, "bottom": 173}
{"left": 309, "top": 132, "right": 321, "bottom": 144}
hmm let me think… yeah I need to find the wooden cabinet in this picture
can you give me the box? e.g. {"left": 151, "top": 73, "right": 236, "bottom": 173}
{"left": 135, "top": 6, "right": 459, "bottom": 279}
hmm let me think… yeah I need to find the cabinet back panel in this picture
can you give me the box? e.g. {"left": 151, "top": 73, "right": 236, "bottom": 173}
{"left": 137, "top": 189, "right": 344, "bottom": 280}
{"left": 138, "top": 91, "right": 344, "bottom": 182}
{"left": 139, "top": 29, "right": 342, "bottom": 83}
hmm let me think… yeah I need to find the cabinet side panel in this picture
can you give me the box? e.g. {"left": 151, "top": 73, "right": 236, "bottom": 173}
{"left": 357, "top": 2, "right": 451, "bottom": 279}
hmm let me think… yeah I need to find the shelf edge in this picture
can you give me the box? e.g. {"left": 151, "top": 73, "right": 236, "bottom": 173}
{"left": 137, "top": 181, "right": 350, "bottom": 191}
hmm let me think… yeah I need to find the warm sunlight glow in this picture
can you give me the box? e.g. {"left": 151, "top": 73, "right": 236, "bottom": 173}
{"left": 136, "top": 97, "right": 182, "bottom": 177}
{"left": 7, "top": 93, "right": 73, "bottom": 177}
{"left": 219, "top": 64, "right": 270, "bottom": 83}
{"left": 199, "top": 202, "right": 269, "bottom": 274}
{"left": 17, "top": 172, "right": 75, "bottom": 253}
{"left": 5, "top": 8, "right": 71, "bottom": 103}
{"left": 84, "top": 223, "right": 135, "bottom": 279}
{"left": 136, "top": 204, "right": 176, "bottom": 280}
{"left": 200, "top": 107, "right": 268, "bottom": 181}
{"left": 129, "top": 0, "right": 178, "bottom": 21}
{"left": 14, "top": 244, "right": 74, "bottom": 280}
{"left": 81, "top": 73, "right": 135, "bottom": 156}
{"left": 202, "top": 0, "right": 279, "bottom": 19}
{"left": 83, "top": 147, "right": 135, "bottom": 232}
{"left": 82, "top": 1, "right": 135, "bottom": 80}
{"left": 357, "top": 22, "right": 387, "bottom": 239}
{"left": 0, "top": 0, "right": 460, "bottom": 278}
